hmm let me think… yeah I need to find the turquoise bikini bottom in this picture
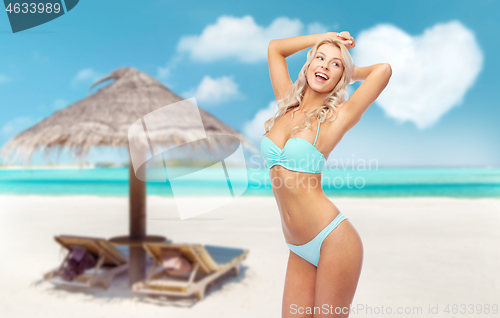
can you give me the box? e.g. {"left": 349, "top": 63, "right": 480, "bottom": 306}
{"left": 286, "top": 212, "right": 348, "bottom": 267}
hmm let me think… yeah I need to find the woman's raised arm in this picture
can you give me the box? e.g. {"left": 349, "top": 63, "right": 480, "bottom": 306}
{"left": 267, "top": 33, "right": 330, "bottom": 100}
{"left": 343, "top": 63, "right": 392, "bottom": 130}
{"left": 269, "top": 33, "right": 326, "bottom": 58}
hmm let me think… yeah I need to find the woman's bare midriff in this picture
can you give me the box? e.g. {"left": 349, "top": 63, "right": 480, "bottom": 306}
{"left": 270, "top": 164, "right": 342, "bottom": 246}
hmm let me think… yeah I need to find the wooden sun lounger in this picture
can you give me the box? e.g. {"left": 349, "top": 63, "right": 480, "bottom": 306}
{"left": 132, "top": 242, "right": 249, "bottom": 300}
{"left": 43, "top": 235, "right": 129, "bottom": 289}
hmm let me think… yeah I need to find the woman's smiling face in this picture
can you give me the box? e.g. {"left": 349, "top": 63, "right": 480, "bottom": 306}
{"left": 306, "top": 43, "right": 344, "bottom": 93}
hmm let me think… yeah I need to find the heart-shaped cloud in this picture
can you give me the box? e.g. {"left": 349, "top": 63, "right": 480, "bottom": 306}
{"left": 352, "top": 20, "right": 483, "bottom": 129}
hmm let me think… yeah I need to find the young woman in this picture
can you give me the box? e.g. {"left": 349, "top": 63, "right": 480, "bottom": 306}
{"left": 260, "top": 31, "right": 392, "bottom": 317}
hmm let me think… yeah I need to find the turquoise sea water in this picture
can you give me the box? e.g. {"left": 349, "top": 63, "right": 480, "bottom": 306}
{"left": 0, "top": 167, "right": 499, "bottom": 198}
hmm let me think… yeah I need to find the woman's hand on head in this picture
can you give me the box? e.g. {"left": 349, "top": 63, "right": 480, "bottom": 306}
{"left": 324, "top": 31, "right": 355, "bottom": 49}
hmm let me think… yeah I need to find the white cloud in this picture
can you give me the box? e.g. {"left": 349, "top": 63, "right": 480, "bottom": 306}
{"left": 243, "top": 101, "right": 278, "bottom": 142}
{"left": 53, "top": 98, "right": 68, "bottom": 110}
{"left": 157, "top": 66, "right": 170, "bottom": 79}
{"left": 177, "top": 15, "right": 327, "bottom": 63}
{"left": 1, "top": 116, "right": 34, "bottom": 136}
{"left": 0, "top": 74, "right": 10, "bottom": 84}
{"left": 157, "top": 54, "right": 183, "bottom": 81}
{"left": 182, "top": 75, "right": 241, "bottom": 105}
{"left": 351, "top": 20, "right": 483, "bottom": 129}
{"left": 38, "top": 98, "right": 69, "bottom": 112}
{"left": 306, "top": 22, "right": 328, "bottom": 35}
{"left": 72, "top": 68, "right": 104, "bottom": 87}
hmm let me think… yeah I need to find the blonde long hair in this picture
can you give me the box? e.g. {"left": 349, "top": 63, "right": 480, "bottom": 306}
{"left": 262, "top": 37, "right": 354, "bottom": 138}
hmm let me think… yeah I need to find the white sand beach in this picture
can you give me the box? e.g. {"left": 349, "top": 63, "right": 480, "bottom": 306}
{"left": 0, "top": 195, "right": 499, "bottom": 317}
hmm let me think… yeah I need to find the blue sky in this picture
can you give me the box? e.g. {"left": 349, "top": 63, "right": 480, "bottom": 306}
{"left": 0, "top": 0, "right": 498, "bottom": 167}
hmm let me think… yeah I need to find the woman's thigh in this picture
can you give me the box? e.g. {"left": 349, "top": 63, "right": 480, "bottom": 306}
{"left": 282, "top": 250, "right": 317, "bottom": 318}
{"left": 314, "top": 220, "right": 364, "bottom": 317}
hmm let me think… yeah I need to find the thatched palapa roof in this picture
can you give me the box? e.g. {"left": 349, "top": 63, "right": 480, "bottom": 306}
{"left": 0, "top": 67, "right": 255, "bottom": 165}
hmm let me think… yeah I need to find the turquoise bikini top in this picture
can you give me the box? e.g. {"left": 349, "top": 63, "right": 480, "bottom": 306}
{"left": 261, "top": 120, "right": 326, "bottom": 174}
